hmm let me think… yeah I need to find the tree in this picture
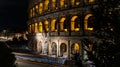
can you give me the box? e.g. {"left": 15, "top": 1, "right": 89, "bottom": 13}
{"left": 0, "top": 42, "right": 16, "bottom": 67}
{"left": 84, "top": 0, "right": 120, "bottom": 67}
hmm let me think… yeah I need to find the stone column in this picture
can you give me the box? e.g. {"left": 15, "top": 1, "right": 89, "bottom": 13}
{"left": 68, "top": 40, "right": 71, "bottom": 60}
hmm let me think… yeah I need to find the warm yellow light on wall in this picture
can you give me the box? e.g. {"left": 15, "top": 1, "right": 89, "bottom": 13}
{"left": 60, "top": 17, "right": 66, "bottom": 22}
{"left": 60, "top": 0, "right": 65, "bottom": 8}
{"left": 89, "top": 0, "right": 95, "bottom": 3}
{"left": 39, "top": 3, "right": 43, "bottom": 14}
{"left": 71, "top": 16, "right": 80, "bottom": 31}
{"left": 44, "top": 0, "right": 49, "bottom": 11}
{"left": 35, "top": 5, "right": 39, "bottom": 13}
{"left": 35, "top": 23, "right": 38, "bottom": 33}
{"left": 64, "top": 29, "right": 68, "bottom": 32}
{"left": 87, "top": 28, "right": 93, "bottom": 30}
{"left": 51, "top": 19, "right": 56, "bottom": 31}
{"left": 71, "top": 21, "right": 75, "bottom": 31}
{"left": 84, "top": 14, "right": 94, "bottom": 31}
{"left": 71, "top": 0, "right": 75, "bottom": 5}
{"left": 75, "top": 28, "right": 80, "bottom": 31}
{"left": 71, "top": 16, "right": 78, "bottom": 21}
{"left": 44, "top": 20, "right": 49, "bottom": 32}
{"left": 33, "top": 7, "right": 35, "bottom": 17}
{"left": 52, "top": 0, "right": 56, "bottom": 9}
{"left": 85, "top": 0, "right": 95, "bottom": 3}
{"left": 74, "top": 43, "right": 80, "bottom": 53}
{"left": 39, "top": 22, "right": 43, "bottom": 33}
{"left": 60, "top": 17, "right": 66, "bottom": 31}
{"left": 76, "top": 2, "right": 80, "bottom": 5}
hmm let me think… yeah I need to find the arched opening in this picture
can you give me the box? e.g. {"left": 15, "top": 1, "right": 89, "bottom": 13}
{"left": 71, "top": 43, "right": 80, "bottom": 54}
{"left": 43, "top": 41, "right": 49, "bottom": 55}
{"left": 39, "top": 3, "right": 43, "bottom": 14}
{"left": 38, "top": 22, "right": 43, "bottom": 33}
{"left": 88, "top": 16, "right": 95, "bottom": 28}
{"left": 35, "top": 23, "right": 38, "bottom": 33}
{"left": 84, "top": 14, "right": 94, "bottom": 30}
{"left": 64, "top": 19, "right": 68, "bottom": 32}
{"left": 37, "top": 41, "right": 42, "bottom": 54}
{"left": 32, "top": 7, "right": 35, "bottom": 17}
{"left": 44, "top": 20, "right": 49, "bottom": 32}
{"left": 35, "top": 5, "right": 39, "bottom": 15}
{"left": 60, "top": 17, "right": 68, "bottom": 32}
{"left": 71, "top": 16, "right": 80, "bottom": 32}
{"left": 51, "top": 42, "right": 57, "bottom": 56}
{"left": 44, "top": 0, "right": 49, "bottom": 11}
{"left": 51, "top": 19, "right": 57, "bottom": 32}
{"left": 52, "top": 0, "right": 57, "bottom": 9}
{"left": 60, "top": 0, "right": 66, "bottom": 8}
{"left": 60, "top": 43, "right": 67, "bottom": 57}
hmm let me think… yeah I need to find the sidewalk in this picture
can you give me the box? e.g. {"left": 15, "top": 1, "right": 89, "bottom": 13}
{"left": 13, "top": 52, "right": 68, "bottom": 67}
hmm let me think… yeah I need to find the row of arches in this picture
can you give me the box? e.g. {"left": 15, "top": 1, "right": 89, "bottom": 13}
{"left": 29, "top": 0, "right": 95, "bottom": 18}
{"left": 28, "top": 36, "right": 83, "bottom": 57}
{"left": 28, "top": 14, "right": 95, "bottom": 33}
{"left": 34, "top": 41, "right": 81, "bottom": 57}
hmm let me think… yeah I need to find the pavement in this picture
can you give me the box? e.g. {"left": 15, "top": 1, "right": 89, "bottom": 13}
{"left": 13, "top": 52, "right": 68, "bottom": 67}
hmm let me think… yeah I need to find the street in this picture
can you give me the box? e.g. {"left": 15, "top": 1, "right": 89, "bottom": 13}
{"left": 15, "top": 58, "right": 66, "bottom": 67}
{"left": 16, "top": 60, "right": 55, "bottom": 67}
{"left": 16, "top": 61, "right": 43, "bottom": 67}
{"left": 14, "top": 52, "right": 67, "bottom": 67}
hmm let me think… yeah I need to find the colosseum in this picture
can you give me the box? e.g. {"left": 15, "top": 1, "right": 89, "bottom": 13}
{"left": 27, "top": 0, "right": 98, "bottom": 63}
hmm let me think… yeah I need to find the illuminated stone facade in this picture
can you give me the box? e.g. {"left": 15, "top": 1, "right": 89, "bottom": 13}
{"left": 27, "top": 0, "right": 97, "bottom": 60}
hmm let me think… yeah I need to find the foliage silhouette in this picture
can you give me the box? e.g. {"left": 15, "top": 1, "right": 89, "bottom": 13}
{"left": 83, "top": 0, "right": 120, "bottom": 67}
{"left": 0, "top": 42, "right": 16, "bottom": 67}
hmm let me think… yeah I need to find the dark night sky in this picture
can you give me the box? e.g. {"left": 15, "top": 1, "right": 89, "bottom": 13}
{"left": 0, "top": 0, "right": 28, "bottom": 31}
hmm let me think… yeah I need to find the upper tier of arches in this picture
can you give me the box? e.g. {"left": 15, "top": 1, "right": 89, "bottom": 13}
{"left": 28, "top": 14, "right": 95, "bottom": 34}
{"left": 29, "top": 0, "right": 96, "bottom": 18}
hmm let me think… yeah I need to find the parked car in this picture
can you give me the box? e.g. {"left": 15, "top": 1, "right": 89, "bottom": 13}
{"left": 0, "top": 41, "right": 16, "bottom": 67}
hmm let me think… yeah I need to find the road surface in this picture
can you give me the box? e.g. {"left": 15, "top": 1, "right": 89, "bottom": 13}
{"left": 15, "top": 58, "right": 66, "bottom": 67}
{"left": 16, "top": 60, "right": 55, "bottom": 67}
{"left": 14, "top": 52, "right": 67, "bottom": 67}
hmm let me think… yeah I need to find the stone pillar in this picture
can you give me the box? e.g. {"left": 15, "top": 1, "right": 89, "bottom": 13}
{"left": 48, "top": 39, "right": 51, "bottom": 56}
{"left": 68, "top": 40, "right": 71, "bottom": 60}
{"left": 57, "top": 40, "right": 59, "bottom": 57}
